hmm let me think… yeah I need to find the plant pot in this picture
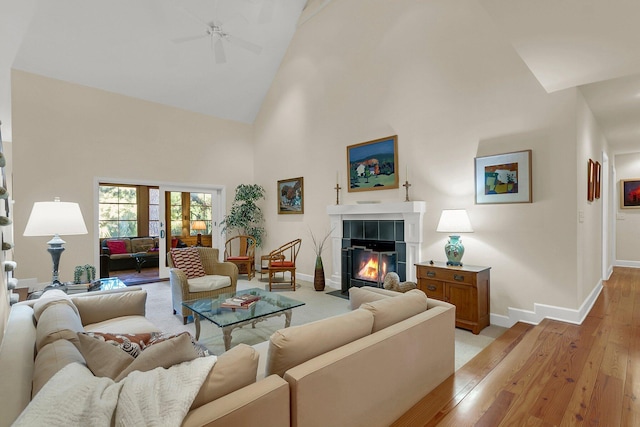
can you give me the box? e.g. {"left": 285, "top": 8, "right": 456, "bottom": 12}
{"left": 314, "top": 256, "right": 325, "bottom": 291}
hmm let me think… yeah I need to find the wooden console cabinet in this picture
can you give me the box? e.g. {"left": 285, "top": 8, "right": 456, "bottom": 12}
{"left": 415, "top": 261, "right": 490, "bottom": 334}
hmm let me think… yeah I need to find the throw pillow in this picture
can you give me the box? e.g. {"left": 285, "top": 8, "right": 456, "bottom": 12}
{"left": 106, "top": 239, "right": 128, "bottom": 255}
{"left": 81, "top": 332, "right": 155, "bottom": 358}
{"left": 147, "top": 331, "right": 211, "bottom": 357}
{"left": 170, "top": 247, "right": 206, "bottom": 279}
{"left": 75, "top": 332, "right": 199, "bottom": 381}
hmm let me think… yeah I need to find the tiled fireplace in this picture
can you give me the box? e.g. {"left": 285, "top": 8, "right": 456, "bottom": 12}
{"left": 326, "top": 201, "right": 426, "bottom": 292}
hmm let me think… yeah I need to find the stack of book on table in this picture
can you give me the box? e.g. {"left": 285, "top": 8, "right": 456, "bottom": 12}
{"left": 66, "top": 283, "right": 90, "bottom": 294}
{"left": 221, "top": 294, "right": 261, "bottom": 310}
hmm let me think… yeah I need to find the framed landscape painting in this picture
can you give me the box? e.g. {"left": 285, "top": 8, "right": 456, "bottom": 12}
{"left": 278, "top": 177, "right": 304, "bottom": 214}
{"left": 347, "top": 135, "right": 399, "bottom": 192}
{"left": 620, "top": 178, "right": 640, "bottom": 209}
{"left": 474, "top": 149, "right": 532, "bottom": 204}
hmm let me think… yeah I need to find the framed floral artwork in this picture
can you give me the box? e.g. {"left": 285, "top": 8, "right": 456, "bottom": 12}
{"left": 278, "top": 177, "right": 304, "bottom": 214}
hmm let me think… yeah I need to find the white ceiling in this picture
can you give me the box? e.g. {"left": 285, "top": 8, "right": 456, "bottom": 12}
{"left": 1, "top": 0, "right": 640, "bottom": 155}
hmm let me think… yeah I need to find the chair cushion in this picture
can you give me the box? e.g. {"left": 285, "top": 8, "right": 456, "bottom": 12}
{"left": 170, "top": 247, "right": 206, "bottom": 279}
{"left": 187, "top": 275, "right": 232, "bottom": 292}
{"left": 106, "top": 239, "right": 128, "bottom": 255}
{"left": 270, "top": 261, "right": 295, "bottom": 268}
{"left": 227, "top": 256, "right": 250, "bottom": 261}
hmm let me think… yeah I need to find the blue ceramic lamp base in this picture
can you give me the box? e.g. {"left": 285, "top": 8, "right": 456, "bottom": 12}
{"left": 444, "top": 235, "right": 465, "bottom": 266}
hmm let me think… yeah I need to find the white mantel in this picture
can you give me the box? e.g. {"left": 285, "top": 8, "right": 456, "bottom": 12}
{"left": 326, "top": 201, "right": 426, "bottom": 287}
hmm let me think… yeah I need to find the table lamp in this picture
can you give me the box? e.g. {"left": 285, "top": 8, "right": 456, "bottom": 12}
{"left": 192, "top": 220, "right": 207, "bottom": 246}
{"left": 23, "top": 197, "right": 88, "bottom": 287}
{"left": 436, "top": 209, "right": 473, "bottom": 266}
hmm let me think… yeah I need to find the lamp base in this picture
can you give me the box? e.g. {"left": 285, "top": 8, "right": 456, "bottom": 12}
{"left": 444, "top": 235, "right": 465, "bottom": 266}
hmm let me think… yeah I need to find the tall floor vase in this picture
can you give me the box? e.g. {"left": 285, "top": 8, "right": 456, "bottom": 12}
{"left": 314, "top": 256, "right": 326, "bottom": 291}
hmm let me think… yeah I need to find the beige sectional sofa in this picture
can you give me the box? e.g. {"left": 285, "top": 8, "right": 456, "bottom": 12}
{"left": 252, "top": 285, "right": 456, "bottom": 427}
{"left": 0, "top": 287, "right": 289, "bottom": 427}
{"left": 0, "top": 285, "right": 454, "bottom": 427}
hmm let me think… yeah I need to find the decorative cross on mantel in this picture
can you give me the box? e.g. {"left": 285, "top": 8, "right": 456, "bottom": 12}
{"left": 403, "top": 180, "right": 412, "bottom": 202}
{"left": 334, "top": 184, "right": 342, "bottom": 205}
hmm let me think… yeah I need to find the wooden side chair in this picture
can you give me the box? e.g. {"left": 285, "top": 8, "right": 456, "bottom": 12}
{"left": 267, "top": 238, "right": 302, "bottom": 291}
{"left": 224, "top": 235, "right": 257, "bottom": 280}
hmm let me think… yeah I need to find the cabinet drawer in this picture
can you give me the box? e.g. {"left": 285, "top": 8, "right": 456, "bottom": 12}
{"left": 417, "top": 266, "right": 475, "bottom": 285}
{"left": 419, "top": 279, "right": 445, "bottom": 300}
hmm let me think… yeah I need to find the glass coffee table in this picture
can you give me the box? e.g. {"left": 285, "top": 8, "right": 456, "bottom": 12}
{"left": 182, "top": 288, "right": 305, "bottom": 351}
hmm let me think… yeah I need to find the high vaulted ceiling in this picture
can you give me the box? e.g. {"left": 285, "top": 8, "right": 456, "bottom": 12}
{"left": 1, "top": 0, "right": 640, "bottom": 155}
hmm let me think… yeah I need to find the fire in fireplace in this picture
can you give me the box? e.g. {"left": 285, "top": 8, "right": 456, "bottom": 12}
{"left": 353, "top": 248, "right": 397, "bottom": 284}
{"left": 350, "top": 239, "right": 397, "bottom": 287}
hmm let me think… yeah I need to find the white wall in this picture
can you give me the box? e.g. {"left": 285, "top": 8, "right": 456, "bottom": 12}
{"left": 12, "top": 70, "right": 254, "bottom": 284}
{"left": 615, "top": 152, "right": 640, "bottom": 265}
{"left": 253, "top": 0, "right": 606, "bottom": 324}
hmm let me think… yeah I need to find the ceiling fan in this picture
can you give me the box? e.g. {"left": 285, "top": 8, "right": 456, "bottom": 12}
{"left": 172, "top": 20, "right": 263, "bottom": 64}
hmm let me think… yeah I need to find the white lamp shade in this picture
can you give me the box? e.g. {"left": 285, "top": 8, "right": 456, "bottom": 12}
{"left": 24, "top": 199, "right": 88, "bottom": 237}
{"left": 436, "top": 209, "right": 473, "bottom": 233}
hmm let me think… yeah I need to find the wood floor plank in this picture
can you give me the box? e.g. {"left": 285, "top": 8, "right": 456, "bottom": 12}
{"left": 558, "top": 319, "right": 611, "bottom": 426}
{"left": 584, "top": 373, "right": 624, "bottom": 426}
{"left": 392, "top": 267, "right": 640, "bottom": 427}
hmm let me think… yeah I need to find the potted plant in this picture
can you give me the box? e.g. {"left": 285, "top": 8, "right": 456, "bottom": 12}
{"left": 310, "top": 227, "right": 333, "bottom": 291}
{"left": 221, "top": 184, "right": 266, "bottom": 247}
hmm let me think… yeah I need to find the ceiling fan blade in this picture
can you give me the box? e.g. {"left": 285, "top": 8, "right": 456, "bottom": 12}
{"left": 227, "top": 35, "right": 262, "bottom": 55}
{"left": 172, "top": 34, "right": 208, "bottom": 44}
{"left": 214, "top": 38, "right": 227, "bottom": 64}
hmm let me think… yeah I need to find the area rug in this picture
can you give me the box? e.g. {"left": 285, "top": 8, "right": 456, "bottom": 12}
{"left": 142, "top": 278, "right": 505, "bottom": 370}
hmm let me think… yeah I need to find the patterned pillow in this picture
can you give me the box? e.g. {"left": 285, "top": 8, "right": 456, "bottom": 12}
{"left": 147, "top": 331, "right": 211, "bottom": 357}
{"left": 80, "top": 332, "right": 154, "bottom": 358}
{"left": 170, "top": 247, "right": 206, "bottom": 279}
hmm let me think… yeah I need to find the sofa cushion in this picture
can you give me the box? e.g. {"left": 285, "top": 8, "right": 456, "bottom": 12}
{"left": 32, "top": 339, "right": 86, "bottom": 397}
{"left": 33, "top": 290, "right": 78, "bottom": 322}
{"left": 190, "top": 343, "right": 259, "bottom": 410}
{"left": 84, "top": 315, "right": 161, "bottom": 335}
{"left": 170, "top": 247, "right": 206, "bottom": 279}
{"left": 35, "top": 302, "right": 85, "bottom": 352}
{"left": 73, "top": 290, "right": 148, "bottom": 326}
{"left": 348, "top": 286, "right": 397, "bottom": 310}
{"left": 359, "top": 289, "right": 429, "bottom": 332}
{"left": 76, "top": 333, "right": 135, "bottom": 379}
{"left": 106, "top": 239, "right": 128, "bottom": 254}
{"left": 131, "top": 237, "right": 155, "bottom": 253}
{"left": 266, "top": 309, "right": 374, "bottom": 377}
{"left": 187, "top": 275, "right": 232, "bottom": 292}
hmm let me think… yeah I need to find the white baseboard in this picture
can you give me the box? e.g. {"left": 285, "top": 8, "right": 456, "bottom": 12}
{"left": 313, "top": 274, "right": 604, "bottom": 329}
{"left": 490, "top": 280, "right": 603, "bottom": 328}
{"left": 615, "top": 260, "right": 640, "bottom": 268}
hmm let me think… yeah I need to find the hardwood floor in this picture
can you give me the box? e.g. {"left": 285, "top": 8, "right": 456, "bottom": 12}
{"left": 392, "top": 267, "right": 639, "bottom": 427}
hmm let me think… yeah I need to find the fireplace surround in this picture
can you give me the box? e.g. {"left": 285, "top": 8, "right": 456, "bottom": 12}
{"left": 327, "top": 201, "right": 426, "bottom": 291}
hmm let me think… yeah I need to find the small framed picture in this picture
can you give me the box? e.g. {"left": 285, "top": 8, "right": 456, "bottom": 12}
{"left": 620, "top": 178, "right": 640, "bottom": 209}
{"left": 277, "top": 177, "right": 304, "bottom": 214}
{"left": 594, "top": 161, "right": 601, "bottom": 200}
{"left": 587, "top": 159, "right": 595, "bottom": 202}
{"left": 474, "top": 150, "right": 532, "bottom": 204}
